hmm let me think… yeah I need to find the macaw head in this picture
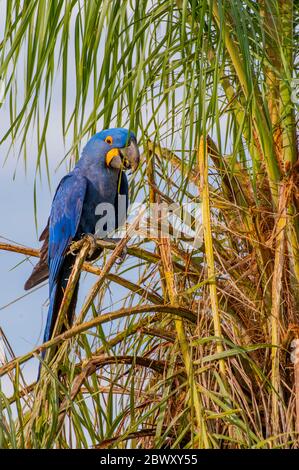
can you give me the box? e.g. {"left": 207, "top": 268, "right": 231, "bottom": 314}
{"left": 83, "top": 128, "right": 140, "bottom": 172}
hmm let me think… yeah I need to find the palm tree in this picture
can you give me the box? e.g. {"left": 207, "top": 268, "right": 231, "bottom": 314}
{"left": 0, "top": 0, "right": 298, "bottom": 448}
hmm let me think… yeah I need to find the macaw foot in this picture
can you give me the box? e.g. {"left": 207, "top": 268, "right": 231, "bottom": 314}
{"left": 83, "top": 233, "right": 98, "bottom": 258}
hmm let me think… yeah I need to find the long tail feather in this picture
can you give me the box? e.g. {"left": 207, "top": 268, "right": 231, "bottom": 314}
{"left": 38, "top": 255, "right": 79, "bottom": 378}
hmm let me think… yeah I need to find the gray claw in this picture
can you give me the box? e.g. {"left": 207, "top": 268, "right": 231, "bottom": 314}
{"left": 83, "top": 233, "right": 98, "bottom": 258}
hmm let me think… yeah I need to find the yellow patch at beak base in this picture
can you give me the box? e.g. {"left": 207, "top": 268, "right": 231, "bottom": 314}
{"left": 106, "top": 148, "right": 120, "bottom": 167}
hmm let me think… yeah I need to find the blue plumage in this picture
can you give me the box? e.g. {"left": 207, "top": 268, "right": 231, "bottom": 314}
{"left": 24, "top": 128, "right": 139, "bottom": 371}
{"left": 45, "top": 172, "right": 87, "bottom": 342}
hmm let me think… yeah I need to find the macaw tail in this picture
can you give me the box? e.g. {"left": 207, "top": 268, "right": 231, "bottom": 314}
{"left": 24, "top": 222, "right": 49, "bottom": 291}
{"left": 38, "top": 255, "right": 79, "bottom": 378}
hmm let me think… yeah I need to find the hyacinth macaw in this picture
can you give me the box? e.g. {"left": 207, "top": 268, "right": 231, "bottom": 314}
{"left": 24, "top": 128, "right": 139, "bottom": 355}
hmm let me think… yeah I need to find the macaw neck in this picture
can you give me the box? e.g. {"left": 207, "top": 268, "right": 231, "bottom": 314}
{"left": 73, "top": 152, "right": 121, "bottom": 194}
{"left": 75, "top": 150, "right": 116, "bottom": 175}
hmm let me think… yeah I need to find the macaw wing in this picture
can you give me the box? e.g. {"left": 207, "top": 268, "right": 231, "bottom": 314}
{"left": 48, "top": 173, "right": 87, "bottom": 290}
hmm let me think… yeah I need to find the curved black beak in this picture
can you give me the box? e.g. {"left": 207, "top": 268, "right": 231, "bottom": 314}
{"left": 119, "top": 138, "right": 140, "bottom": 172}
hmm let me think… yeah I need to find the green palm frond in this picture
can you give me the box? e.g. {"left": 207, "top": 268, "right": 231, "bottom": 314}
{"left": 0, "top": 0, "right": 298, "bottom": 449}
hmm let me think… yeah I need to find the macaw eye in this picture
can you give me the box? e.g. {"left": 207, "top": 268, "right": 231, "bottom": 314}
{"left": 105, "top": 136, "right": 113, "bottom": 145}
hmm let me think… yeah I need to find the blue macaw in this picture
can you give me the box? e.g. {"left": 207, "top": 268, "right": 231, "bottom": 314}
{"left": 24, "top": 128, "right": 139, "bottom": 356}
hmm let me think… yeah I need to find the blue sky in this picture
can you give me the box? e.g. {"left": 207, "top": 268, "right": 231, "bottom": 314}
{"left": 0, "top": 48, "right": 139, "bottom": 388}
{"left": 0, "top": 101, "right": 71, "bottom": 384}
{"left": 0, "top": 9, "right": 91, "bottom": 383}
{"left": 0, "top": 3, "right": 207, "bottom": 389}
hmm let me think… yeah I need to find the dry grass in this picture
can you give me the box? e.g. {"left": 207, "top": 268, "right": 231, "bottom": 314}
{"left": 0, "top": 0, "right": 298, "bottom": 449}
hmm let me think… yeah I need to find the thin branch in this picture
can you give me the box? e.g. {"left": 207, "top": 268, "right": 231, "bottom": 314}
{"left": 0, "top": 305, "right": 196, "bottom": 377}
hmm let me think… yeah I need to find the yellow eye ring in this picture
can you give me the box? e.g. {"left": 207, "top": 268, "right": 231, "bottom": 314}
{"left": 105, "top": 136, "right": 113, "bottom": 145}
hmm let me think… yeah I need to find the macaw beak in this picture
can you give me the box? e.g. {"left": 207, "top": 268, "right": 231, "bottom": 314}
{"left": 106, "top": 138, "right": 140, "bottom": 172}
